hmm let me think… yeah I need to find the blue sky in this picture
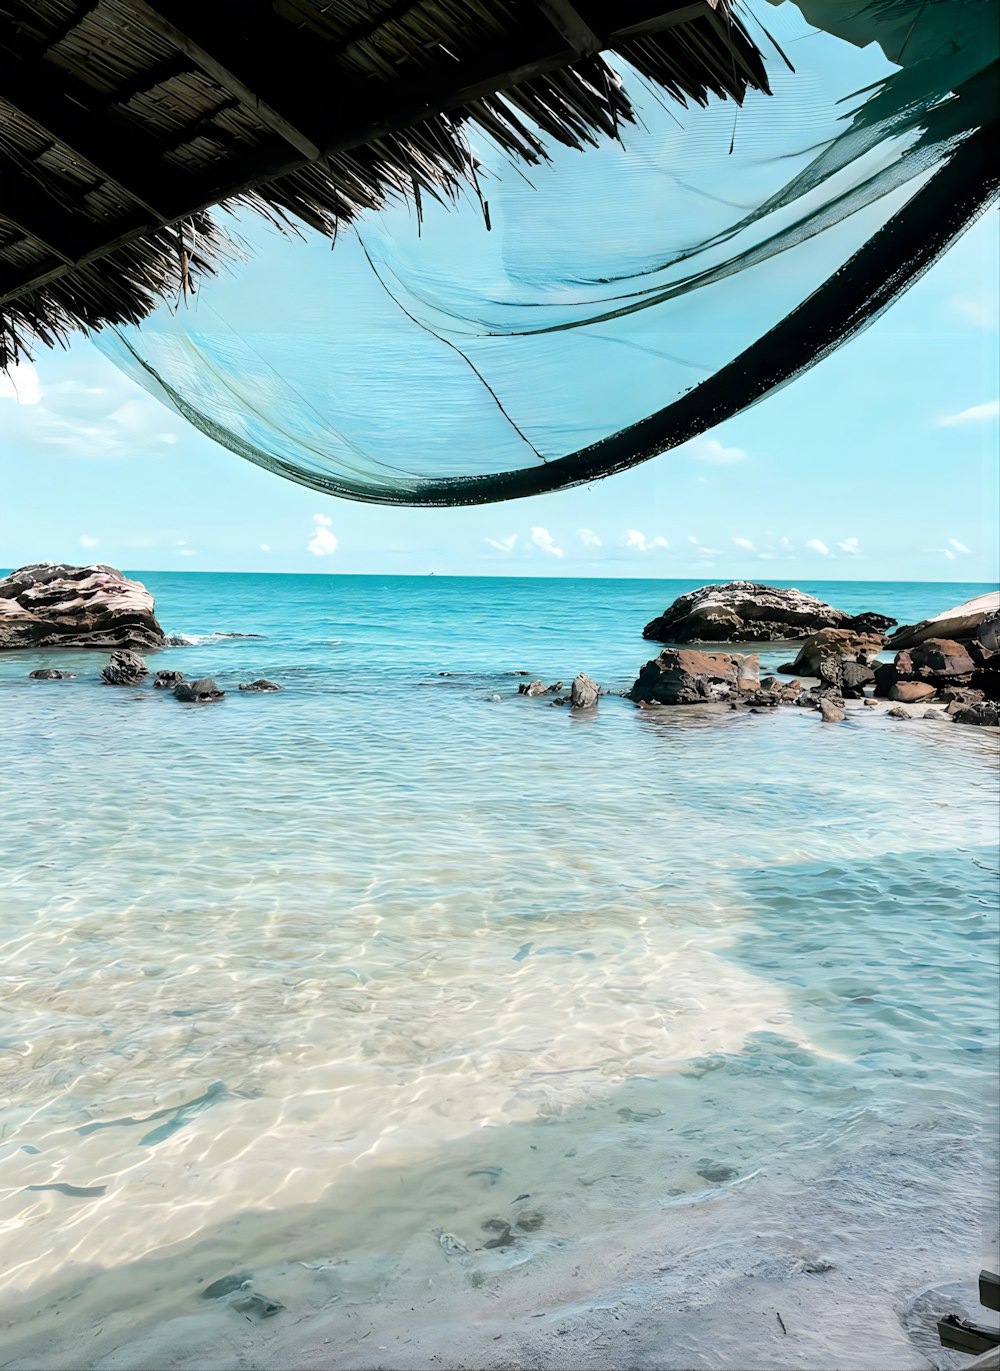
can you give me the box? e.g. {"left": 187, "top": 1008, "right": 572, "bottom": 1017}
{"left": 1, "top": 12, "right": 998, "bottom": 584}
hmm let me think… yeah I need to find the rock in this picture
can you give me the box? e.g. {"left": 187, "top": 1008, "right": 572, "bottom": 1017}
{"left": 28, "top": 668, "right": 75, "bottom": 679}
{"left": 888, "top": 590, "right": 1000, "bottom": 649}
{"left": 174, "top": 677, "right": 224, "bottom": 703}
{"left": 549, "top": 697, "right": 566, "bottom": 706}
{"left": 518, "top": 680, "right": 548, "bottom": 697}
{"left": 514, "top": 1210, "right": 545, "bottom": 1232}
{"left": 889, "top": 681, "right": 938, "bottom": 703}
{"left": 886, "top": 706, "right": 911, "bottom": 719}
{"left": 154, "top": 670, "right": 185, "bottom": 689}
{"left": 630, "top": 648, "right": 740, "bottom": 705}
{"left": 0, "top": 563, "right": 165, "bottom": 650}
{"left": 642, "top": 581, "right": 895, "bottom": 644}
{"left": 735, "top": 654, "right": 761, "bottom": 689}
{"left": 101, "top": 649, "right": 148, "bottom": 686}
{"left": 487, "top": 694, "right": 502, "bottom": 703}
{"left": 950, "top": 701, "right": 1000, "bottom": 727}
{"left": 238, "top": 679, "right": 282, "bottom": 692}
{"left": 863, "top": 698, "right": 877, "bottom": 707}
{"left": 923, "top": 709, "right": 949, "bottom": 721}
{"left": 905, "top": 638, "right": 976, "bottom": 678}
{"left": 779, "top": 627, "right": 887, "bottom": 677}
{"left": 696, "top": 1160, "right": 739, "bottom": 1183}
{"left": 570, "top": 672, "right": 599, "bottom": 710}
{"left": 819, "top": 698, "right": 846, "bottom": 723}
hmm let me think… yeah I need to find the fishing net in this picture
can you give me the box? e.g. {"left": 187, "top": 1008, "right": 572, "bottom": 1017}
{"left": 94, "top": 0, "right": 999, "bottom": 507}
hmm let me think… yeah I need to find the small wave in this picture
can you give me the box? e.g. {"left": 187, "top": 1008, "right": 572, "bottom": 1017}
{"left": 164, "top": 631, "right": 266, "bottom": 646}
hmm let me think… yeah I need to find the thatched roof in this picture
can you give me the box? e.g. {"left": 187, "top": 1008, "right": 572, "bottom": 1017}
{"left": 0, "top": 0, "right": 771, "bottom": 367}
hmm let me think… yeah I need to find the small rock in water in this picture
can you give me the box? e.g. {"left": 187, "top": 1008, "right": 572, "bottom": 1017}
{"left": 696, "top": 1160, "right": 739, "bottom": 1184}
{"left": 863, "top": 698, "right": 877, "bottom": 708}
{"left": 101, "top": 649, "right": 148, "bottom": 686}
{"left": 515, "top": 1210, "right": 545, "bottom": 1232}
{"left": 549, "top": 697, "right": 566, "bottom": 707}
{"left": 951, "top": 701, "right": 1000, "bottom": 727}
{"left": 433, "top": 1228, "right": 470, "bottom": 1256}
{"left": 481, "top": 1219, "right": 515, "bottom": 1249}
{"left": 238, "top": 679, "right": 282, "bottom": 692}
{"left": 886, "top": 706, "right": 910, "bottom": 720}
{"left": 818, "top": 698, "right": 845, "bottom": 723}
{"left": 174, "top": 678, "right": 225, "bottom": 703}
{"left": 518, "top": 680, "right": 548, "bottom": 697}
{"left": 570, "top": 672, "right": 599, "bottom": 710}
{"left": 29, "top": 668, "right": 75, "bottom": 679}
{"left": 154, "top": 670, "right": 185, "bottom": 689}
{"left": 488, "top": 694, "right": 502, "bottom": 703}
{"left": 201, "top": 1272, "right": 254, "bottom": 1300}
{"left": 231, "top": 1290, "right": 284, "bottom": 1318}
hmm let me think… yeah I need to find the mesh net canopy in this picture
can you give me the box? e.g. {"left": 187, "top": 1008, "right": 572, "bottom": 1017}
{"left": 95, "top": 0, "right": 999, "bottom": 507}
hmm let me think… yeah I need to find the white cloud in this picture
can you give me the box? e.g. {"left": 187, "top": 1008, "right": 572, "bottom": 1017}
{"left": 0, "top": 361, "right": 41, "bottom": 405}
{"left": 79, "top": 534, "right": 100, "bottom": 549}
{"left": 944, "top": 549, "right": 956, "bottom": 561}
{"left": 936, "top": 399, "right": 999, "bottom": 427}
{"left": 949, "top": 296, "right": 996, "bottom": 329}
{"left": 688, "top": 535, "right": 699, "bottom": 545}
{"left": 948, "top": 537, "right": 972, "bottom": 554}
{"left": 261, "top": 544, "right": 271, "bottom": 553}
{"left": 733, "top": 537, "right": 757, "bottom": 552}
{"left": 625, "top": 530, "right": 669, "bottom": 553}
{"left": 780, "top": 536, "right": 794, "bottom": 552}
{"left": 806, "top": 538, "right": 832, "bottom": 557}
{"left": 578, "top": 528, "right": 602, "bottom": 548}
{"left": 308, "top": 513, "right": 338, "bottom": 557}
{"left": 838, "top": 536, "right": 861, "bottom": 556}
{"left": 531, "top": 527, "right": 563, "bottom": 558}
{"left": 0, "top": 355, "right": 182, "bottom": 456}
{"left": 178, "top": 548, "right": 195, "bottom": 558}
{"left": 686, "top": 436, "right": 747, "bottom": 466}
{"left": 485, "top": 534, "right": 518, "bottom": 553}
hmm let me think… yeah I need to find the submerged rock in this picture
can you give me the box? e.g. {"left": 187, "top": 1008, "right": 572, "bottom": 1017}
{"left": 154, "top": 670, "right": 185, "bottom": 689}
{"left": 28, "top": 667, "right": 75, "bottom": 679}
{"left": 174, "top": 678, "right": 224, "bottom": 703}
{"left": 518, "top": 679, "right": 561, "bottom": 697}
{"left": 642, "top": 581, "right": 894, "bottom": 644}
{"left": 238, "top": 679, "right": 282, "bottom": 692}
{"left": 819, "top": 698, "right": 846, "bottom": 723}
{"left": 0, "top": 563, "right": 165, "bottom": 650}
{"left": 101, "top": 649, "right": 148, "bottom": 686}
{"left": 570, "top": 672, "right": 599, "bottom": 710}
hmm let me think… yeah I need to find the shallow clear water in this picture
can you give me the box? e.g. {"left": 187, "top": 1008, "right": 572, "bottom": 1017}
{"left": 0, "top": 576, "right": 997, "bottom": 1370}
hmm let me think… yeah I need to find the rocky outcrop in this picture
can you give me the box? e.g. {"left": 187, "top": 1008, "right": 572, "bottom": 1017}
{"left": 28, "top": 668, "right": 75, "bottom": 679}
{"left": 101, "top": 649, "right": 148, "bottom": 686}
{"left": 888, "top": 591, "right": 999, "bottom": 649}
{"left": 154, "top": 670, "right": 185, "bottom": 689}
{"left": 0, "top": 564, "right": 164, "bottom": 650}
{"left": 570, "top": 672, "right": 599, "bottom": 710}
{"left": 778, "top": 627, "right": 887, "bottom": 678}
{"left": 819, "top": 698, "right": 845, "bottom": 723}
{"left": 642, "top": 581, "right": 895, "bottom": 644}
{"left": 174, "top": 678, "right": 224, "bottom": 702}
{"left": 238, "top": 679, "right": 282, "bottom": 692}
{"left": 874, "top": 635, "right": 995, "bottom": 701}
{"left": 630, "top": 648, "right": 759, "bottom": 705}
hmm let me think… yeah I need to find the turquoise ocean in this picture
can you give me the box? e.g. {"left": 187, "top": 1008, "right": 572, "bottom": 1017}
{"left": 1, "top": 575, "right": 997, "bottom": 1370}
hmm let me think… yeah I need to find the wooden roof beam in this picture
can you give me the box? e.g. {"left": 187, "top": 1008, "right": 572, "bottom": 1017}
{"left": 0, "top": 51, "right": 177, "bottom": 219}
{"left": 114, "top": 0, "right": 328, "bottom": 161}
{"left": 534, "top": 0, "right": 603, "bottom": 55}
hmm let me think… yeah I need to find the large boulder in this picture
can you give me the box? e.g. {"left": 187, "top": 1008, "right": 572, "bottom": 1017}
{"left": 642, "top": 581, "right": 894, "bottom": 644}
{"left": 778, "top": 627, "right": 887, "bottom": 678}
{"left": 888, "top": 591, "right": 999, "bottom": 650}
{"left": 0, "top": 564, "right": 164, "bottom": 650}
{"left": 630, "top": 648, "right": 757, "bottom": 705}
{"left": 949, "top": 701, "right": 1000, "bottom": 727}
{"left": 875, "top": 636, "right": 990, "bottom": 698}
